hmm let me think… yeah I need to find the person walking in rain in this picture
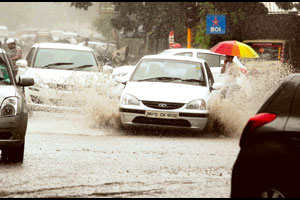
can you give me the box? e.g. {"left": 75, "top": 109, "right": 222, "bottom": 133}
{"left": 220, "top": 55, "right": 242, "bottom": 98}
{"left": 6, "top": 38, "right": 22, "bottom": 76}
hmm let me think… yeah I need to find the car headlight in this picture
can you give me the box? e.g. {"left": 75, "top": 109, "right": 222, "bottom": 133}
{"left": 186, "top": 99, "right": 206, "bottom": 110}
{"left": 121, "top": 94, "right": 140, "bottom": 106}
{"left": 1, "top": 97, "right": 21, "bottom": 117}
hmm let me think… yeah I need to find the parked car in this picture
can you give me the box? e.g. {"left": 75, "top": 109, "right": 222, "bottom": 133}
{"left": 60, "top": 32, "right": 78, "bottom": 44}
{"left": 118, "top": 54, "right": 221, "bottom": 131}
{"left": 231, "top": 73, "right": 300, "bottom": 198}
{"left": 0, "top": 48, "right": 34, "bottom": 163}
{"left": 19, "top": 43, "right": 116, "bottom": 112}
{"left": 159, "top": 48, "right": 247, "bottom": 85}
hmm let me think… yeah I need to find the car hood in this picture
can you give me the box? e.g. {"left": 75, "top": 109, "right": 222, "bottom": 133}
{"left": 27, "top": 68, "right": 109, "bottom": 86}
{"left": 0, "top": 85, "right": 17, "bottom": 102}
{"left": 124, "top": 81, "right": 209, "bottom": 103}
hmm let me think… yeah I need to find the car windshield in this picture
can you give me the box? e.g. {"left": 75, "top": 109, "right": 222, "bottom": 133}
{"left": 33, "top": 48, "right": 99, "bottom": 71}
{"left": 131, "top": 59, "right": 206, "bottom": 86}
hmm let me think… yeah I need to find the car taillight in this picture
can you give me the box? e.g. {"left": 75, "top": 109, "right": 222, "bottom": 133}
{"left": 243, "top": 113, "right": 277, "bottom": 133}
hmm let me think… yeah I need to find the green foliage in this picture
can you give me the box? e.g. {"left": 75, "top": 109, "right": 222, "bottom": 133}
{"left": 193, "top": 2, "right": 268, "bottom": 48}
{"left": 110, "top": 2, "right": 196, "bottom": 47}
{"left": 70, "top": 2, "right": 93, "bottom": 10}
{"left": 93, "top": 13, "right": 114, "bottom": 39}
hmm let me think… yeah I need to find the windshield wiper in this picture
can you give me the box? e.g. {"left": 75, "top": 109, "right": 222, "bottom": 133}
{"left": 66, "top": 65, "right": 94, "bottom": 70}
{"left": 43, "top": 62, "right": 74, "bottom": 69}
{"left": 138, "top": 77, "right": 182, "bottom": 82}
{"left": 181, "top": 79, "right": 206, "bottom": 85}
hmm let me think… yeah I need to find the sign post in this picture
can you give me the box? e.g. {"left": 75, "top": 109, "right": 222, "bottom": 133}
{"left": 206, "top": 15, "right": 226, "bottom": 35}
{"left": 187, "top": 28, "right": 191, "bottom": 48}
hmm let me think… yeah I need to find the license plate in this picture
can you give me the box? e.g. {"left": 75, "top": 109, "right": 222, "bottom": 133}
{"left": 145, "top": 110, "right": 179, "bottom": 119}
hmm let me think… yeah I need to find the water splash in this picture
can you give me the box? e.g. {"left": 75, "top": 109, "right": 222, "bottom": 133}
{"left": 206, "top": 61, "right": 293, "bottom": 137}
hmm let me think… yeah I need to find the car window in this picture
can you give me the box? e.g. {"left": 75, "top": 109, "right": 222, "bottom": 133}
{"left": 284, "top": 80, "right": 300, "bottom": 131}
{"left": 33, "top": 48, "right": 98, "bottom": 71}
{"left": 197, "top": 53, "right": 225, "bottom": 68}
{"left": 0, "top": 53, "right": 11, "bottom": 85}
{"left": 131, "top": 59, "right": 206, "bottom": 86}
{"left": 175, "top": 52, "right": 193, "bottom": 57}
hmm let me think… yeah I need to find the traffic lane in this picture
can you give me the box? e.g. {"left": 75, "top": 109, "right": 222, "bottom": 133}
{"left": 0, "top": 129, "right": 240, "bottom": 198}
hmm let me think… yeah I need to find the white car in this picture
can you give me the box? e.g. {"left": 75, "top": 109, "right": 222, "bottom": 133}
{"left": 119, "top": 54, "right": 221, "bottom": 131}
{"left": 159, "top": 48, "right": 247, "bottom": 85}
{"left": 18, "top": 43, "right": 116, "bottom": 112}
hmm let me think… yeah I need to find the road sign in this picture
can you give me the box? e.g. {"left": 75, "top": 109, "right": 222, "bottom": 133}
{"left": 206, "top": 15, "right": 226, "bottom": 34}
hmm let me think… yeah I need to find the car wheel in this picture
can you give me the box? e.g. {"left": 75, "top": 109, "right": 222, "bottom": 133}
{"left": 231, "top": 138, "right": 300, "bottom": 198}
{"left": 2, "top": 143, "right": 25, "bottom": 163}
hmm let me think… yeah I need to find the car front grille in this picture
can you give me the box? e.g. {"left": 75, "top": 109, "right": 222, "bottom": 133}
{"left": 142, "top": 101, "right": 184, "bottom": 110}
{"left": 47, "top": 83, "right": 81, "bottom": 91}
{"left": 132, "top": 116, "right": 191, "bottom": 127}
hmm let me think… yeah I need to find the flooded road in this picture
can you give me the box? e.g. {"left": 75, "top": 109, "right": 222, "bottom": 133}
{"left": 0, "top": 111, "right": 240, "bottom": 198}
{"left": 0, "top": 61, "right": 292, "bottom": 197}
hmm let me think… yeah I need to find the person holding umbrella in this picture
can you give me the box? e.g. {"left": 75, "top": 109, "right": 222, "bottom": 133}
{"left": 210, "top": 40, "right": 259, "bottom": 98}
{"left": 221, "top": 55, "right": 242, "bottom": 86}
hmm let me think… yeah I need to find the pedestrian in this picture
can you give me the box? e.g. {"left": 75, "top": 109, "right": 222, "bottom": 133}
{"left": 6, "top": 38, "right": 22, "bottom": 76}
{"left": 220, "top": 55, "right": 241, "bottom": 98}
{"left": 221, "top": 55, "right": 241, "bottom": 85}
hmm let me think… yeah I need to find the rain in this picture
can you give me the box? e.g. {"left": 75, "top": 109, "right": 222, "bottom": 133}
{"left": 0, "top": 2, "right": 296, "bottom": 198}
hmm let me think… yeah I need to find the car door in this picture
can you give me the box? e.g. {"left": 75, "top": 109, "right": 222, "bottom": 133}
{"left": 282, "top": 75, "right": 300, "bottom": 132}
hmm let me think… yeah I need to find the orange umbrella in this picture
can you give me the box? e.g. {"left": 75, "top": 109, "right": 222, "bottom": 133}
{"left": 210, "top": 40, "right": 259, "bottom": 58}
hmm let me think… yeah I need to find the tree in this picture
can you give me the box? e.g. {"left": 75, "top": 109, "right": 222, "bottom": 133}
{"left": 193, "top": 2, "right": 268, "bottom": 48}
{"left": 110, "top": 2, "right": 203, "bottom": 53}
{"left": 93, "top": 13, "right": 114, "bottom": 40}
{"left": 70, "top": 2, "right": 93, "bottom": 10}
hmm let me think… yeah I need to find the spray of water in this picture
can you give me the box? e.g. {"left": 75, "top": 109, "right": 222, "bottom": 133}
{"left": 44, "top": 61, "right": 293, "bottom": 137}
{"left": 206, "top": 61, "right": 293, "bottom": 137}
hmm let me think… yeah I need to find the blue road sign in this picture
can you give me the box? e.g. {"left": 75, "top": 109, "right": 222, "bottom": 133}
{"left": 206, "top": 15, "right": 226, "bottom": 34}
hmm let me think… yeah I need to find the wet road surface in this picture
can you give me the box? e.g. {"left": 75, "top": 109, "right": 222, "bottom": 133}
{"left": 0, "top": 111, "right": 240, "bottom": 198}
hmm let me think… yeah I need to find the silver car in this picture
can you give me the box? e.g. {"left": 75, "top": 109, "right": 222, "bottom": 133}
{"left": 0, "top": 48, "right": 34, "bottom": 163}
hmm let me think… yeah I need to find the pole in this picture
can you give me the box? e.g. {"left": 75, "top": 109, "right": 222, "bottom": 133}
{"left": 187, "top": 27, "right": 191, "bottom": 48}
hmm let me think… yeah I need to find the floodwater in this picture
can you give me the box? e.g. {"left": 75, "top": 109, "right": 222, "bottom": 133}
{"left": 29, "top": 60, "right": 292, "bottom": 138}
{"left": 2, "top": 60, "right": 292, "bottom": 198}
{"left": 77, "top": 60, "right": 292, "bottom": 137}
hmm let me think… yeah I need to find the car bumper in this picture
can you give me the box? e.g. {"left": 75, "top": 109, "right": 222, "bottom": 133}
{"left": 0, "top": 113, "right": 28, "bottom": 148}
{"left": 25, "top": 85, "right": 121, "bottom": 112}
{"left": 119, "top": 107, "right": 208, "bottom": 131}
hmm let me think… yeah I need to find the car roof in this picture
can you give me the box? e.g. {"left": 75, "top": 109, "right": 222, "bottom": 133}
{"left": 161, "top": 48, "right": 225, "bottom": 56}
{"left": 32, "top": 43, "right": 93, "bottom": 51}
{"left": 141, "top": 54, "right": 206, "bottom": 63}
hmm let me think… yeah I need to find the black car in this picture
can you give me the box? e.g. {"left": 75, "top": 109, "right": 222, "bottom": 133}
{"left": 0, "top": 48, "right": 34, "bottom": 163}
{"left": 231, "top": 73, "right": 300, "bottom": 198}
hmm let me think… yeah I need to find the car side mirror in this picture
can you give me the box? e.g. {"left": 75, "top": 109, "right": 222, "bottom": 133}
{"left": 212, "top": 82, "right": 223, "bottom": 90}
{"left": 16, "top": 59, "right": 28, "bottom": 68}
{"left": 114, "top": 76, "right": 127, "bottom": 85}
{"left": 18, "top": 75, "right": 34, "bottom": 87}
{"left": 103, "top": 65, "right": 113, "bottom": 74}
